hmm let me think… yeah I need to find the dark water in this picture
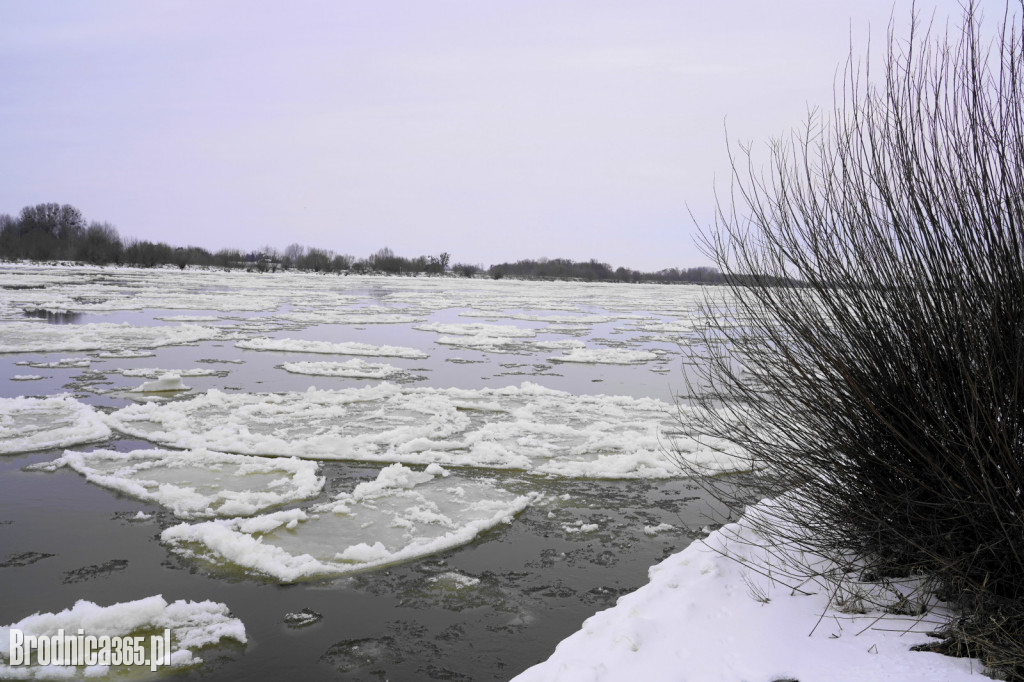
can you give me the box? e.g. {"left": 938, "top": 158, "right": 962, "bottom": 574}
{"left": 0, "top": 443, "right": 709, "bottom": 680}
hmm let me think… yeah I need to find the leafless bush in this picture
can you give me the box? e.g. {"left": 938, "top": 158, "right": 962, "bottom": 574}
{"left": 681, "top": 2, "right": 1024, "bottom": 675}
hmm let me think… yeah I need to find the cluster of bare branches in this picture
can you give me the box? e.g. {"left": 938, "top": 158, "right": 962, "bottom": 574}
{"left": 681, "top": 2, "right": 1024, "bottom": 675}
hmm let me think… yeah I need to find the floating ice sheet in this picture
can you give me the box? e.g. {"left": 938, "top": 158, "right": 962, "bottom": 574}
{"left": 105, "top": 383, "right": 747, "bottom": 478}
{"left": 280, "top": 359, "right": 416, "bottom": 381}
{"left": 0, "top": 595, "right": 246, "bottom": 677}
{"left": 236, "top": 337, "right": 428, "bottom": 359}
{"left": 548, "top": 347, "right": 660, "bottom": 365}
{"left": 117, "top": 368, "right": 222, "bottom": 378}
{"left": 17, "top": 357, "right": 92, "bottom": 369}
{"left": 36, "top": 448, "right": 324, "bottom": 519}
{"left": 280, "top": 311, "right": 424, "bottom": 325}
{"left": 0, "top": 396, "right": 111, "bottom": 454}
{"left": 161, "top": 463, "right": 533, "bottom": 582}
{"left": 0, "top": 322, "right": 221, "bottom": 354}
{"left": 129, "top": 373, "right": 191, "bottom": 393}
{"left": 414, "top": 322, "right": 537, "bottom": 338}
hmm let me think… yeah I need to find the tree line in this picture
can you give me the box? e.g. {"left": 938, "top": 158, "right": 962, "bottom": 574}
{"left": 0, "top": 202, "right": 720, "bottom": 283}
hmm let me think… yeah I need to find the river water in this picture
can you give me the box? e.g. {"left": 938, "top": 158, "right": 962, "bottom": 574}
{"left": 0, "top": 265, "right": 731, "bottom": 680}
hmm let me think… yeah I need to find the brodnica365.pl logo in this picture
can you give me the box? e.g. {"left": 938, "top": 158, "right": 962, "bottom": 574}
{"left": 8, "top": 628, "right": 172, "bottom": 672}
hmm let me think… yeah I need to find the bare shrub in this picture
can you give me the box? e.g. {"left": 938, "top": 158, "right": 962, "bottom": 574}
{"left": 681, "top": 2, "right": 1024, "bottom": 674}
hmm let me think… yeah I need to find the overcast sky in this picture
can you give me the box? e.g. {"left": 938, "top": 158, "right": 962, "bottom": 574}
{"left": 0, "top": 1, "right": 970, "bottom": 271}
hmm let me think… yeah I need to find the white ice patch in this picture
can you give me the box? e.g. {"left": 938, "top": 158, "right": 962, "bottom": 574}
{"left": 280, "top": 311, "right": 424, "bottom": 325}
{"left": 0, "top": 322, "right": 220, "bottom": 354}
{"left": 414, "top": 322, "right": 537, "bottom": 338}
{"left": 118, "top": 368, "right": 221, "bottom": 378}
{"left": 154, "top": 315, "right": 220, "bottom": 322}
{"left": 279, "top": 359, "right": 411, "bottom": 380}
{"left": 104, "top": 383, "right": 747, "bottom": 478}
{"left": 17, "top": 357, "right": 92, "bottom": 369}
{"left": 236, "top": 337, "right": 428, "bottom": 359}
{"left": 0, "top": 595, "right": 246, "bottom": 676}
{"left": 129, "top": 373, "right": 190, "bottom": 393}
{"left": 549, "top": 347, "right": 659, "bottom": 365}
{"left": 0, "top": 396, "right": 111, "bottom": 454}
{"left": 37, "top": 448, "right": 324, "bottom": 519}
{"left": 161, "top": 463, "right": 532, "bottom": 582}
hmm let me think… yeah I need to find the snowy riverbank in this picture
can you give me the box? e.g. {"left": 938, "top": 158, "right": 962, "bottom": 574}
{"left": 512, "top": 501, "right": 987, "bottom": 682}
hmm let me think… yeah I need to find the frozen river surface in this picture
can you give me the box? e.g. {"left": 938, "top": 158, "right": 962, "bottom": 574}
{"left": 0, "top": 265, "right": 742, "bottom": 680}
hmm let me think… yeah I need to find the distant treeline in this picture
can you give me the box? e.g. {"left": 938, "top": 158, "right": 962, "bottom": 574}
{"left": 0, "top": 202, "right": 725, "bottom": 284}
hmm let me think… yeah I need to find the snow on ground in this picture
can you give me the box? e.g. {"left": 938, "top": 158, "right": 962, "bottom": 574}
{"left": 0, "top": 396, "right": 111, "bottom": 454}
{"left": 279, "top": 359, "right": 415, "bottom": 381}
{"left": 161, "top": 463, "right": 533, "bottom": 582}
{"left": 236, "top": 337, "right": 428, "bottom": 359}
{"left": 34, "top": 448, "right": 324, "bottom": 519}
{"left": 0, "top": 322, "right": 221, "bottom": 354}
{"left": 104, "top": 383, "right": 747, "bottom": 478}
{"left": 548, "top": 348, "right": 660, "bottom": 365}
{"left": 512, "top": 500, "right": 986, "bottom": 682}
{"left": 0, "top": 595, "right": 246, "bottom": 677}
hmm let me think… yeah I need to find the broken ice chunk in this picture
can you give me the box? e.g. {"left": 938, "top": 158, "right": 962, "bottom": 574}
{"left": 161, "top": 464, "right": 533, "bottom": 582}
{"left": 36, "top": 448, "right": 324, "bottom": 519}
{"left": 0, "top": 395, "right": 111, "bottom": 454}
{"left": 130, "top": 372, "right": 190, "bottom": 393}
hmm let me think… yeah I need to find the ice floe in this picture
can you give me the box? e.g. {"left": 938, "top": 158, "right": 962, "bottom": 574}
{"left": 117, "top": 368, "right": 223, "bottom": 378}
{"left": 128, "top": 373, "right": 191, "bottom": 393}
{"left": 0, "top": 396, "right": 111, "bottom": 454}
{"left": 280, "top": 311, "right": 424, "bottom": 325}
{"left": 36, "top": 448, "right": 324, "bottom": 519}
{"left": 104, "top": 383, "right": 747, "bottom": 478}
{"left": 16, "top": 357, "right": 92, "bottom": 369}
{"left": 236, "top": 337, "right": 428, "bottom": 359}
{"left": 0, "top": 595, "right": 246, "bottom": 677}
{"left": 0, "top": 322, "right": 221, "bottom": 354}
{"left": 160, "top": 463, "right": 533, "bottom": 582}
{"left": 548, "top": 348, "right": 659, "bottom": 365}
{"left": 414, "top": 322, "right": 537, "bottom": 338}
{"left": 280, "top": 359, "right": 416, "bottom": 381}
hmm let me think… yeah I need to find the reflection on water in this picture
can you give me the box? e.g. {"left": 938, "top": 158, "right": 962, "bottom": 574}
{"left": 22, "top": 308, "right": 83, "bottom": 324}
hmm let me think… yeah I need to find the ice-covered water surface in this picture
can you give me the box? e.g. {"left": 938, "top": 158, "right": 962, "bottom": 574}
{"left": 0, "top": 265, "right": 741, "bottom": 680}
{"left": 161, "top": 463, "right": 533, "bottom": 582}
{"left": 104, "top": 383, "right": 746, "bottom": 478}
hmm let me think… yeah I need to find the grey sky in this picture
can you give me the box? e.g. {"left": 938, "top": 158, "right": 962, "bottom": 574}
{"left": 1, "top": 1, "right": 967, "bottom": 271}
